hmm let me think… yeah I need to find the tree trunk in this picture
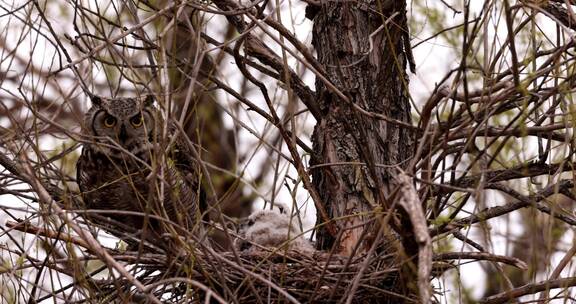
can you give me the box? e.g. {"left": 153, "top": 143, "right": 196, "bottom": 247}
{"left": 311, "top": 0, "right": 414, "bottom": 256}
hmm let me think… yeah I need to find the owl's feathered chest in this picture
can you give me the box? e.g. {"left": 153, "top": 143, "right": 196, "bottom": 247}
{"left": 76, "top": 143, "right": 199, "bottom": 231}
{"left": 76, "top": 146, "right": 152, "bottom": 212}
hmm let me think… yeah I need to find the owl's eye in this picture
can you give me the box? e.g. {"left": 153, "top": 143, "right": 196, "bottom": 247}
{"left": 103, "top": 115, "right": 116, "bottom": 128}
{"left": 247, "top": 219, "right": 255, "bottom": 226}
{"left": 130, "top": 114, "right": 143, "bottom": 127}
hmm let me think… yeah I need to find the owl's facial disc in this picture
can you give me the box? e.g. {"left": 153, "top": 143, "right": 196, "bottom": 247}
{"left": 92, "top": 109, "right": 154, "bottom": 158}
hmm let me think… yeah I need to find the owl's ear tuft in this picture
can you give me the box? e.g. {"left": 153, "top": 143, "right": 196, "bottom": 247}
{"left": 90, "top": 95, "right": 103, "bottom": 107}
{"left": 143, "top": 95, "right": 155, "bottom": 107}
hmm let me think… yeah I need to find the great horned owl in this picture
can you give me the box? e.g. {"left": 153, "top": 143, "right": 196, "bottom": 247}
{"left": 76, "top": 95, "right": 204, "bottom": 251}
{"left": 237, "top": 206, "right": 314, "bottom": 253}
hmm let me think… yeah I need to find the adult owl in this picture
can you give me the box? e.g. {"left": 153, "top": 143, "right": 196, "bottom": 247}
{"left": 76, "top": 95, "right": 205, "bottom": 252}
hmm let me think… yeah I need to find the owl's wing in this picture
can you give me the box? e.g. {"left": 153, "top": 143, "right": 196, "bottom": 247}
{"left": 75, "top": 147, "right": 92, "bottom": 198}
{"left": 166, "top": 122, "right": 208, "bottom": 223}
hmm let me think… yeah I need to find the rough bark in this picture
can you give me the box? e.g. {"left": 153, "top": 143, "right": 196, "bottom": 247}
{"left": 311, "top": 0, "right": 414, "bottom": 254}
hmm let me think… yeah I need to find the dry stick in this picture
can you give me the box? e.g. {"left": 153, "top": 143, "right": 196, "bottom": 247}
{"left": 35, "top": 265, "right": 110, "bottom": 303}
{"left": 434, "top": 161, "right": 576, "bottom": 195}
{"left": 5, "top": 220, "right": 91, "bottom": 250}
{"left": 0, "top": 248, "right": 74, "bottom": 278}
{"left": 434, "top": 252, "right": 527, "bottom": 270}
{"left": 0, "top": 152, "right": 20, "bottom": 179}
{"left": 7, "top": 252, "right": 166, "bottom": 269}
{"left": 431, "top": 180, "right": 575, "bottom": 237}
{"left": 446, "top": 123, "right": 568, "bottom": 142}
{"left": 243, "top": 14, "right": 320, "bottom": 118}
{"left": 503, "top": 0, "right": 521, "bottom": 89}
{"left": 142, "top": 278, "right": 228, "bottom": 304}
{"left": 7, "top": 208, "right": 179, "bottom": 253}
{"left": 452, "top": 231, "right": 485, "bottom": 252}
{"left": 50, "top": 2, "right": 180, "bottom": 75}
{"left": 149, "top": 0, "right": 266, "bottom": 17}
{"left": 394, "top": 171, "right": 432, "bottom": 304}
{"left": 31, "top": 0, "right": 91, "bottom": 94}
{"left": 479, "top": 277, "right": 576, "bottom": 304}
{"left": 537, "top": 239, "right": 576, "bottom": 303}
{"left": 200, "top": 74, "right": 307, "bottom": 157}
{"left": 489, "top": 182, "right": 576, "bottom": 226}
{"left": 262, "top": 17, "right": 326, "bottom": 76}
{"left": 434, "top": 82, "right": 512, "bottom": 105}
{"left": 413, "top": 19, "right": 478, "bottom": 48}
{"left": 17, "top": 156, "right": 162, "bottom": 304}
{"left": 125, "top": 0, "right": 158, "bottom": 77}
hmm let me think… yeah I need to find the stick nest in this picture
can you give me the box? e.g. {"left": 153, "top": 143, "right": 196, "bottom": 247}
{"left": 94, "top": 247, "right": 412, "bottom": 303}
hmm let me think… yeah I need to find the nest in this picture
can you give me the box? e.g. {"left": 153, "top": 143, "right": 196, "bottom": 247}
{"left": 92, "top": 247, "right": 412, "bottom": 303}
{"left": 5, "top": 201, "right": 417, "bottom": 303}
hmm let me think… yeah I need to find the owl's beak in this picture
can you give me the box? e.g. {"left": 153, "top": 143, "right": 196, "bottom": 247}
{"left": 118, "top": 124, "right": 128, "bottom": 144}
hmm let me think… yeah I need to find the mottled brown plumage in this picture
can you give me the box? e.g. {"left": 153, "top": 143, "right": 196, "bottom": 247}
{"left": 76, "top": 95, "right": 204, "bottom": 251}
